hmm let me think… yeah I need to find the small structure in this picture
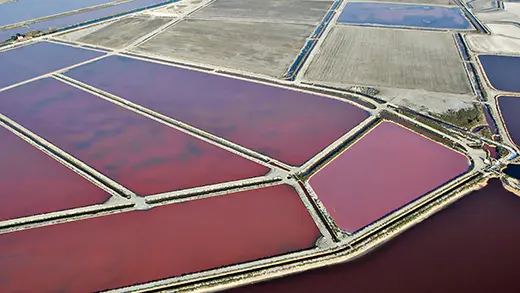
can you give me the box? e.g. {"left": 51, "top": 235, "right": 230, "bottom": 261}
{"left": 10, "top": 33, "right": 24, "bottom": 41}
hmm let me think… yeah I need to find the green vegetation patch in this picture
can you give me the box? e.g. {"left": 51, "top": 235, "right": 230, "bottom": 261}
{"left": 430, "top": 104, "right": 486, "bottom": 131}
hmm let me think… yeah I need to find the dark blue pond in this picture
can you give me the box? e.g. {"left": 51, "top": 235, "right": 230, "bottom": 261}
{"left": 504, "top": 164, "right": 520, "bottom": 179}
{"left": 479, "top": 55, "right": 520, "bottom": 93}
{"left": 498, "top": 96, "right": 520, "bottom": 147}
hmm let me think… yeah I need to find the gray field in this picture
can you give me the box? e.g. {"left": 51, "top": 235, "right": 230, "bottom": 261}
{"left": 135, "top": 19, "right": 314, "bottom": 77}
{"left": 303, "top": 26, "right": 472, "bottom": 95}
{"left": 77, "top": 16, "right": 171, "bottom": 49}
{"left": 191, "top": 0, "right": 333, "bottom": 23}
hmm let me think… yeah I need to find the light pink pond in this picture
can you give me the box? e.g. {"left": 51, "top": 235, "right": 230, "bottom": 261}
{"left": 309, "top": 121, "right": 470, "bottom": 233}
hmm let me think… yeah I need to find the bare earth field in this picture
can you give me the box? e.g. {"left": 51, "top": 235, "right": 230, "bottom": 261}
{"left": 303, "top": 26, "right": 473, "bottom": 95}
{"left": 135, "top": 19, "right": 315, "bottom": 77}
{"left": 191, "top": 0, "right": 333, "bottom": 23}
{"left": 74, "top": 16, "right": 171, "bottom": 49}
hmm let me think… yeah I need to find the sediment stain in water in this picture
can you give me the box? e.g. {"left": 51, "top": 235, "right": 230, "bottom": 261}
{"left": 337, "top": 2, "right": 472, "bottom": 29}
{"left": 498, "top": 96, "right": 520, "bottom": 147}
{"left": 479, "top": 55, "right": 520, "bottom": 92}
{"left": 64, "top": 56, "right": 369, "bottom": 166}
{"left": 0, "top": 78, "right": 269, "bottom": 195}
{"left": 309, "top": 121, "right": 470, "bottom": 233}
{"left": 0, "top": 185, "right": 320, "bottom": 293}
{"left": 227, "top": 179, "right": 520, "bottom": 293}
{"left": 0, "top": 41, "right": 103, "bottom": 89}
{"left": 0, "top": 126, "right": 109, "bottom": 221}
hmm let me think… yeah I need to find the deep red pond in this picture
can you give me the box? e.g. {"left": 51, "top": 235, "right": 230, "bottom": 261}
{"left": 0, "top": 185, "right": 320, "bottom": 292}
{"left": 0, "top": 78, "right": 269, "bottom": 196}
{"left": 228, "top": 179, "right": 520, "bottom": 293}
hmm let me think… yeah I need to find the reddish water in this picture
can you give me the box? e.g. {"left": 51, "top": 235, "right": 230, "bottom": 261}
{"left": 309, "top": 121, "right": 470, "bottom": 233}
{"left": 0, "top": 41, "right": 103, "bottom": 89}
{"left": 484, "top": 143, "right": 497, "bottom": 159}
{"left": 498, "top": 96, "right": 520, "bottom": 147}
{"left": 0, "top": 78, "right": 269, "bottom": 196}
{"left": 64, "top": 56, "right": 369, "bottom": 166}
{"left": 228, "top": 179, "right": 520, "bottom": 293}
{"left": 0, "top": 126, "right": 109, "bottom": 221}
{"left": 0, "top": 185, "right": 321, "bottom": 293}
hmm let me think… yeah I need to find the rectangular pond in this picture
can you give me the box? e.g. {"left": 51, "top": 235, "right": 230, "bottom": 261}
{"left": 337, "top": 2, "right": 473, "bottom": 30}
{"left": 227, "top": 179, "right": 520, "bottom": 293}
{"left": 64, "top": 56, "right": 369, "bottom": 166}
{"left": 29, "top": 0, "right": 171, "bottom": 32}
{"left": 0, "top": 184, "right": 320, "bottom": 293}
{"left": 0, "top": 126, "right": 109, "bottom": 221}
{"left": 498, "top": 96, "right": 520, "bottom": 147}
{"left": 0, "top": 41, "right": 104, "bottom": 89}
{"left": 0, "top": 78, "right": 269, "bottom": 196}
{"left": 0, "top": 0, "right": 117, "bottom": 27}
{"left": 309, "top": 121, "right": 470, "bottom": 233}
{"left": 478, "top": 55, "right": 520, "bottom": 92}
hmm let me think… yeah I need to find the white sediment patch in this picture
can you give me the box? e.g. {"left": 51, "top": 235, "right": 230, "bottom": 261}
{"left": 466, "top": 34, "right": 520, "bottom": 54}
{"left": 487, "top": 23, "right": 520, "bottom": 39}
